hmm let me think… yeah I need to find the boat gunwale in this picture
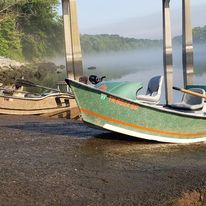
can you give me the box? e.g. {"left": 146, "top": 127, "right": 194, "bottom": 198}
{"left": 0, "top": 105, "right": 69, "bottom": 112}
{"left": 0, "top": 92, "right": 72, "bottom": 101}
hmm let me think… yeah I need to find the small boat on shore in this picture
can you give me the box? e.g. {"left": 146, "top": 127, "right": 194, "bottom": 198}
{"left": 66, "top": 78, "right": 206, "bottom": 143}
{"left": 0, "top": 91, "right": 78, "bottom": 118}
{"left": 0, "top": 79, "right": 78, "bottom": 118}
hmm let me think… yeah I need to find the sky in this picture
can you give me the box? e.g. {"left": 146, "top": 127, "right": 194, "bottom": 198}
{"left": 59, "top": 0, "right": 206, "bottom": 39}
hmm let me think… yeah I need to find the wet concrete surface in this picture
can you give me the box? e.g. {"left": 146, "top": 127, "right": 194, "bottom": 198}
{"left": 0, "top": 115, "right": 205, "bottom": 206}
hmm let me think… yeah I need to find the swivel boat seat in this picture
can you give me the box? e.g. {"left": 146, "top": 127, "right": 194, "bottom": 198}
{"left": 137, "top": 75, "right": 164, "bottom": 104}
{"left": 170, "top": 88, "right": 205, "bottom": 110}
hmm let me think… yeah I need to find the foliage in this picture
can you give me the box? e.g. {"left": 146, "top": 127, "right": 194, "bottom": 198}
{"left": 80, "top": 34, "right": 162, "bottom": 54}
{"left": 0, "top": 16, "right": 23, "bottom": 60}
{"left": 2, "top": 0, "right": 206, "bottom": 61}
{"left": 193, "top": 26, "right": 206, "bottom": 43}
{"left": 18, "top": 1, "right": 64, "bottom": 60}
{"left": 173, "top": 25, "right": 206, "bottom": 45}
{"left": 0, "top": 0, "right": 63, "bottom": 61}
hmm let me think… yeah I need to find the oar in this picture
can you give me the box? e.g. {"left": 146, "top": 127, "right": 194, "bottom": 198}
{"left": 15, "top": 79, "right": 60, "bottom": 92}
{"left": 173, "top": 86, "right": 206, "bottom": 99}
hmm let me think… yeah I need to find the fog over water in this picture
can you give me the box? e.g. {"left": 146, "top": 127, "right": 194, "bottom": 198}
{"left": 53, "top": 44, "right": 206, "bottom": 103}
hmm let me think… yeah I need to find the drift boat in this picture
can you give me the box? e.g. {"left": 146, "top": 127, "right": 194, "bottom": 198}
{"left": 66, "top": 78, "right": 206, "bottom": 143}
{"left": 0, "top": 79, "right": 78, "bottom": 118}
{"left": 0, "top": 92, "right": 78, "bottom": 118}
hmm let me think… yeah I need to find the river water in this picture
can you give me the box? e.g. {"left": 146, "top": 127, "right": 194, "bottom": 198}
{"left": 82, "top": 44, "right": 206, "bottom": 103}
{"left": 53, "top": 44, "right": 206, "bottom": 103}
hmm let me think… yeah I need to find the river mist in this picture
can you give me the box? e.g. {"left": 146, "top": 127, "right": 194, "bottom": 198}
{"left": 50, "top": 43, "right": 206, "bottom": 103}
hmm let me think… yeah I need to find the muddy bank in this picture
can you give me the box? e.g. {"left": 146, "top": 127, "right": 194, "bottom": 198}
{"left": 0, "top": 115, "right": 205, "bottom": 205}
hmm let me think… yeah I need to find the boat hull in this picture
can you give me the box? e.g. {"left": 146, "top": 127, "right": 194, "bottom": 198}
{"left": 67, "top": 79, "right": 206, "bottom": 143}
{"left": 0, "top": 93, "right": 78, "bottom": 118}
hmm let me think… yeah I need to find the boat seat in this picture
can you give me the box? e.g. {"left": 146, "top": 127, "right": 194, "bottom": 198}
{"left": 170, "top": 88, "right": 205, "bottom": 110}
{"left": 136, "top": 75, "right": 164, "bottom": 104}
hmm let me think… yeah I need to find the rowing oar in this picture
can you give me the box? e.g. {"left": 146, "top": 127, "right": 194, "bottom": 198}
{"left": 173, "top": 86, "right": 206, "bottom": 99}
{"left": 15, "top": 79, "right": 60, "bottom": 92}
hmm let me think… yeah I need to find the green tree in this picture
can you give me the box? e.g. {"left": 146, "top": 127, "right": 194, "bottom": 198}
{"left": 80, "top": 34, "right": 162, "bottom": 54}
{"left": 17, "top": 0, "right": 63, "bottom": 60}
{"left": 0, "top": 16, "right": 23, "bottom": 60}
{"left": 0, "top": 0, "right": 63, "bottom": 61}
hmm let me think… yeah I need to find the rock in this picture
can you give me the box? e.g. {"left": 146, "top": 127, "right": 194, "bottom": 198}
{"left": 0, "top": 58, "right": 65, "bottom": 87}
{"left": 0, "top": 57, "right": 24, "bottom": 70}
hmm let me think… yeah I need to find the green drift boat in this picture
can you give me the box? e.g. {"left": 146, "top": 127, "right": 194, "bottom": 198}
{"left": 66, "top": 78, "right": 206, "bottom": 144}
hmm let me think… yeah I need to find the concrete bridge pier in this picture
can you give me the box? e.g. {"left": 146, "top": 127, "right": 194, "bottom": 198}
{"left": 182, "top": 0, "right": 194, "bottom": 88}
{"left": 162, "top": 0, "right": 173, "bottom": 105}
{"left": 62, "top": 0, "right": 83, "bottom": 80}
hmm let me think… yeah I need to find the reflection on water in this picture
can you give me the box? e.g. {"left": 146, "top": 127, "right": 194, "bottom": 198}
{"left": 82, "top": 44, "right": 206, "bottom": 103}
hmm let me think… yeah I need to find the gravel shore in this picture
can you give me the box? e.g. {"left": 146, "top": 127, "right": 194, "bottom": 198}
{"left": 0, "top": 115, "right": 205, "bottom": 206}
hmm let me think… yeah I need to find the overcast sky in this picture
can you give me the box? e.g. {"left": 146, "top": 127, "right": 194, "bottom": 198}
{"left": 60, "top": 0, "right": 206, "bottom": 39}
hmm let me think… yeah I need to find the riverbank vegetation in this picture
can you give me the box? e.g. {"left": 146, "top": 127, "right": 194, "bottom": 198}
{"left": 1, "top": 1, "right": 206, "bottom": 62}
{"left": 0, "top": 0, "right": 63, "bottom": 61}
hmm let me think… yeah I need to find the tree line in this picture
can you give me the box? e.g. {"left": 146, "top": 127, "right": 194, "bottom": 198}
{"left": 80, "top": 34, "right": 161, "bottom": 54}
{"left": 1, "top": 1, "right": 206, "bottom": 61}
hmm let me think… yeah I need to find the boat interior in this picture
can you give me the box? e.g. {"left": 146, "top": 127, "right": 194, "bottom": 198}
{"left": 135, "top": 76, "right": 206, "bottom": 118}
{"left": 79, "top": 73, "right": 206, "bottom": 118}
{"left": 0, "top": 88, "right": 57, "bottom": 98}
{"left": 0, "top": 87, "right": 67, "bottom": 101}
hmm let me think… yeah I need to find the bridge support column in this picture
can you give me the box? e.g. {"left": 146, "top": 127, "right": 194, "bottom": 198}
{"left": 162, "top": 0, "right": 173, "bottom": 105}
{"left": 62, "top": 0, "right": 83, "bottom": 80}
{"left": 182, "top": 0, "right": 194, "bottom": 87}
